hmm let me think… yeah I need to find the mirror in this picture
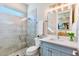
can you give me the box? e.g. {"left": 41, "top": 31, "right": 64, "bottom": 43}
{"left": 47, "top": 10, "right": 73, "bottom": 37}
{"left": 46, "top": 4, "right": 77, "bottom": 41}
{"left": 47, "top": 11, "right": 57, "bottom": 35}
{"left": 58, "top": 11, "right": 70, "bottom": 30}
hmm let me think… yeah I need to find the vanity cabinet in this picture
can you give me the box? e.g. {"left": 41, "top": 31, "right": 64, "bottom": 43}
{"left": 40, "top": 41, "right": 76, "bottom": 56}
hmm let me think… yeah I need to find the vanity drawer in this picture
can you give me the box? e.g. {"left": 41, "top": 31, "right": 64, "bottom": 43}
{"left": 41, "top": 41, "right": 74, "bottom": 55}
{"left": 40, "top": 45, "right": 52, "bottom": 56}
{"left": 40, "top": 44, "right": 71, "bottom": 56}
{"left": 50, "top": 48, "right": 70, "bottom": 56}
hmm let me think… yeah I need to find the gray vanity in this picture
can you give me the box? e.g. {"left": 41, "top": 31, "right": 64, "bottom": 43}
{"left": 39, "top": 37, "right": 77, "bottom": 56}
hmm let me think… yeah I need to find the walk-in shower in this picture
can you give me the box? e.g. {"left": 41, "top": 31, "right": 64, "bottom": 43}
{"left": 0, "top": 5, "right": 27, "bottom": 55}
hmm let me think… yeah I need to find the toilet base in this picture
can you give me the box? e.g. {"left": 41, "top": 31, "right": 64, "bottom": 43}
{"left": 26, "top": 46, "right": 39, "bottom": 56}
{"left": 26, "top": 51, "right": 39, "bottom": 56}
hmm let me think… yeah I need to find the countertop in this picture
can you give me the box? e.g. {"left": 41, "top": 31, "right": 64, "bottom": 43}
{"left": 39, "top": 35, "right": 77, "bottom": 50}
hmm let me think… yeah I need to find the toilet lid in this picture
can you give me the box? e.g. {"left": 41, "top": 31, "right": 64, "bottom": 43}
{"left": 27, "top": 46, "right": 38, "bottom": 52}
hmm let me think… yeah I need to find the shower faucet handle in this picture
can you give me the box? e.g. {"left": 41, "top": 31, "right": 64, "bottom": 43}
{"left": 37, "top": 35, "right": 40, "bottom": 37}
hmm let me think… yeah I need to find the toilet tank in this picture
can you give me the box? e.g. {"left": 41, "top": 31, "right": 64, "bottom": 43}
{"left": 34, "top": 37, "right": 40, "bottom": 47}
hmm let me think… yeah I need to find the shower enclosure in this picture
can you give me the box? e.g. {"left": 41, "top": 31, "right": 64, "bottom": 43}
{"left": 0, "top": 13, "right": 27, "bottom": 55}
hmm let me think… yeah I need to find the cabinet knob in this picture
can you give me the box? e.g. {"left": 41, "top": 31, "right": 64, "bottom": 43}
{"left": 48, "top": 49, "right": 52, "bottom": 52}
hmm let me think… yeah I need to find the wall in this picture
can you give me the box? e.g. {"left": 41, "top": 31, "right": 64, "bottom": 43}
{"left": 27, "top": 3, "right": 52, "bottom": 21}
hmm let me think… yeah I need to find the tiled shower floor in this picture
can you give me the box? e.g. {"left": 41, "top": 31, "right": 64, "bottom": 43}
{"left": 9, "top": 48, "right": 27, "bottom": 56}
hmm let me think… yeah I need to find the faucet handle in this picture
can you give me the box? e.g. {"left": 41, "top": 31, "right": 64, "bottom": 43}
{"left": 37, "top": 35, "right": 40, "bottom": 37}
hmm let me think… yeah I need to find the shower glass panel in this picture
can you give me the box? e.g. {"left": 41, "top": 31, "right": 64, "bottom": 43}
{"left": 0, "top": 6, "right": 26, "bottom": 56}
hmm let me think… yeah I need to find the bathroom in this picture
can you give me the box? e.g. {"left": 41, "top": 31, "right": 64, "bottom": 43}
{"left": 0, "top": 3, "right": 79, "bottom": 56}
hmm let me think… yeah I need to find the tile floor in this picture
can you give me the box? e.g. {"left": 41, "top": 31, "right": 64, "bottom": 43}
{"left": 9, "top": 48, "right": 27, "bottom": 56}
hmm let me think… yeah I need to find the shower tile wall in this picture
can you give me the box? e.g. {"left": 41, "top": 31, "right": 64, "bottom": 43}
{"left": 0, "top": 13, "right": 27, "bottom": 55}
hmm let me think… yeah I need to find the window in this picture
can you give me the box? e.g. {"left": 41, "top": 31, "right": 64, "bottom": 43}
{"left": 0, "top": 6, "right": 24, "bottom": 16}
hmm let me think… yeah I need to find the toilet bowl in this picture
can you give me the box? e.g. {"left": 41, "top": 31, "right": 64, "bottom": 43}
{"left": 26, "top": 37, "right": 40, "bottom": 56}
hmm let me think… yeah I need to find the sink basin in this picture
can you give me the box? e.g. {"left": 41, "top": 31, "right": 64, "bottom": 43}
{"left": 38, "top": 35, "right": 46, "bottom": 39}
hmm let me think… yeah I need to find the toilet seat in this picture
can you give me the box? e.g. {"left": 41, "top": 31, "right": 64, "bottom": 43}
{"left": 27, "top": 46, "right": 38, "bottom": 52}
{"left": 26, "top": 37, "right": 40, "bottom": 56}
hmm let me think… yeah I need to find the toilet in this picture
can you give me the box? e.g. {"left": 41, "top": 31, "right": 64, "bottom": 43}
{"left": 26, "top": 37, "right": 40, "bottom": 56}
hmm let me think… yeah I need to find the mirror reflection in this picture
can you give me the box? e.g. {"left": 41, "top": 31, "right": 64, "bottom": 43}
{"left": 47, "top": 11, "right": 57, "bottom": 35}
